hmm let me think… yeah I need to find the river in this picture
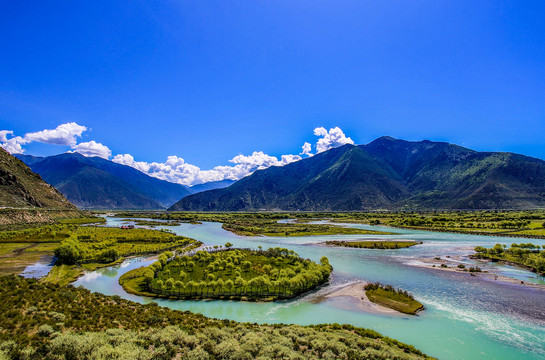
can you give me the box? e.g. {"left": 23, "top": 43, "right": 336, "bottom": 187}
{"left": 72, "top": 217, "right": 545, "bottom": 360}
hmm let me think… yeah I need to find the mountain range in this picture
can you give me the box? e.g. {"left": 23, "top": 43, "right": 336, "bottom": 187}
{"left": 16, "top": 153, "right": 192, "bottom": 209}
{"left": 171, "top": 136, "right": 545, "bottom": 211}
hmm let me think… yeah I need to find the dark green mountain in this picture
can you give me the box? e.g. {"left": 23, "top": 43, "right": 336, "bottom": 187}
{"left": 0, "top": 149, "right": 75, "bottom": 210}
{"left": 171, "top": 137, "right": 545, "bottom": 211}
{"left": 16, "top": 153, "right": 191, "bottom": 210}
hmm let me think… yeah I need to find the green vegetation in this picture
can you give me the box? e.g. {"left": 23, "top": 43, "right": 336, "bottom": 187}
{"left": 122, "top": 248, "right": 332, "bottom": 300}
{"left": 42, "top": 264, "right": 84, "bottom": 286}
{"left": 326, "top": 240, "right": 420, "bottom": 249}
{"left": 0, "top": 223, "right": 201, "bottom": 282}
{"left": 117, "top": 210, "right": 545, "bottom": 238}
{"left": 0, "top": 275, "right": 431, "bottom": 359}
{"left": 115, "top": 212, "right": 394, "bottom": 236}
{"left": 127, "top": 219, "right": 183, "bottom": 226}
{"left": 364, "top": 283, "right": 424, "bottom": 315}
{"left": 473, "top": 243, "right": 545, "bottom": 274}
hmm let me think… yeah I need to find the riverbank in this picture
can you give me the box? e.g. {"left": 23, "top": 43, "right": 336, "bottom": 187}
{"left": 320, "top": 282, "right": 422, "bottom": 315}
{"left": 409, "top": 256, "right": 545, "bottom": 291}
{"left": 386, "top": 225, "right": 545, "bottom": 239}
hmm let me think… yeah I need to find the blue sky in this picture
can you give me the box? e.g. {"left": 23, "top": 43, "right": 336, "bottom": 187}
{"left": 1, "top": 1, "right": 544, "bottom": 184}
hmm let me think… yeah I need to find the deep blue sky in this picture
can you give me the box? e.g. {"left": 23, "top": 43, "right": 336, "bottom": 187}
{"left": 1, "top": 0, "right": 544, "bottom": 168}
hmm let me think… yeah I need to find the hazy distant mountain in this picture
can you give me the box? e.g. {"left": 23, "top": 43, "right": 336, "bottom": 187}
{"left": 188, "top": 179, "right": 236, "bottom": 194}
{"left": 16, "top": 153, "right": 192, "bottom": 209}
{"left": 0, "top": 149, "right": 75, "bottom": 210}
{"left": 171, "top": 137, "right": 545, "bottom": 211}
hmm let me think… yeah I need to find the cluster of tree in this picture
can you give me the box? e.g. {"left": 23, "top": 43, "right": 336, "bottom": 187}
{"left": 52, "top": 227, "right": 198, "bottom": 265}
{"left": 115, "top": 210, "right": 545, "bottom": 238}
{"left": 0, "top": 275, "right": 429, "bottom": 360}
{"left": 114, "top": 212, "right": 388, "bottom": 237}
{"left": 364, "top": 282, "right": 415, "bottom": 301}
{"left": 144, "top": 248, "right": 332, "bottom": 299}
{"left": 326, "top": 240, "right": 418, "bottom": 249}
{"left": 474, "top": 243, "right": 545, "bottom": 274}
{"left": 364, "top": 282, "right": 424, "bottom": 315}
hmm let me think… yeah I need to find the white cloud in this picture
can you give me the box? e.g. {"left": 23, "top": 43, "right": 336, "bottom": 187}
{"left": 22, "top": 122, "right": 87, "bottom": 146}
{"left": 72, "top": 141, "right": 112, "bottom": 159}
{"left": 280, "top": 154, "right": 302, "bottom": 165}
{"left": 2, "top": 123, "right": 356, "bottom": 186}
{"left": 314, "top": 126, "right": 354, "bottom": 153}
{"left": 300, "top": 142, "right": 313, "bottom": 156}
{"left": 1, "top": 137, "right": 25, "bottom": 154}
{"left": 230, "top": 151, "right": 282, "bottom": 169}
{"left": 0, "top": 130, "right": 13, "bottom": 143}
{"left": 0, "top": 130, "right": 25, "bottom": 154}
{"left": 113, "top": 150, "right": 303, "bottom": 186}
{"left": 113, "top": 126, "right": 357, "bottom": 186}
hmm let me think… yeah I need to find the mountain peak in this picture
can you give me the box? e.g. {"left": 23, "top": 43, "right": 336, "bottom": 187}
{"left": 174, "top": 137, "right": 545, "bottom": 211}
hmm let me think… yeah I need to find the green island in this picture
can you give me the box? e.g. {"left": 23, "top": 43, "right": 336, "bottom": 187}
{"left": 325, "top": 210, "right": 545, "bottom": 238}
{"left": 121, "top": 219, "right": 202, "bottom": 227}
{"left": 121, "top": 247, "right": 332, "bottom": 300}
{"left": 364, "top": 283, "right": 424, "bottom": 315}
{"left": 124, "top": 219, "right": 182, "bottom": 226}
{"left": 114, "top": 212, "right": 394, "bottom": 236}
{"left": 114, "top": 210, "right": 545, "bottom": 238}
{"left": 472, "top": 243, "right": 545, "bottom": 275}
{"left": 326, "top": 240, "right": 420, "bottom": 249}
{"left": 0, "top": 275, "right": 431, "bottom": 360}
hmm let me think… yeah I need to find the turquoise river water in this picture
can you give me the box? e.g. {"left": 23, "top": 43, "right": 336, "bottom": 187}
{"left": 70, "top": 217, "right": 545, "bottom": 360}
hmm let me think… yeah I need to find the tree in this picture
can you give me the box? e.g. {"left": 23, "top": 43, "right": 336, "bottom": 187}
{"left": 54, "top": 242, "right": 81, "bottom": 265}
{"left": 225, "top": 242, "right": 233, "bottom": 248}
{"left": 474, "top": 246, "right": 487, "bottom": 254}
{"left": 98, "top": 248, "right": 119, "bottom": 263}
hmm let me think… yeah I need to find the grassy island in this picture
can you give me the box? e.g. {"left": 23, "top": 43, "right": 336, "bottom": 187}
{"left": 121, "top": 247, "right": 332, "bottom": 300}
{"left": 473, "top": 243, "right": 545, "bottom": 274}
{"left": 365, "top": 283, "right": 424, "bottom": 315}
{"left": 0, "top": 275, "right": 431, "bottom": 359}
{"left": 114, "top": 212, "right": 395, "bottom": 236}
{"left": 326, "top": 240, "right": 420, "bottom": 249}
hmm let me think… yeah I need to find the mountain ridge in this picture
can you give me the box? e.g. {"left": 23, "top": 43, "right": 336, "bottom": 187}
{"left": 16, "top": 153, "right": 192, "bottom": 209}
{"left": 171, "top": 137, "right": 545, "bottom": 211}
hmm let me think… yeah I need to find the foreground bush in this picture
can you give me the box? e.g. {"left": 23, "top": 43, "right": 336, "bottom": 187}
{"left": 0, "top": 275, "right": 432, "bottom": 359}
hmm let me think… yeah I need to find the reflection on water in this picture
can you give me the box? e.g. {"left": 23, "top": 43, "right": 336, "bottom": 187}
{"left": 20, "top": 255, "right": 55, "bottom": 278}
{"left": 71, "top": 218, "right": 545, "bottom": 360}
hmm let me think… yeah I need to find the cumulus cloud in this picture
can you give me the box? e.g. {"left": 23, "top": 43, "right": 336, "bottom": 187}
{"left": 22, "top": 122, "right": 87, "bottom": 146}
{"left": 0, "top": 130, "right": 13, "bottom": 143}
{"left": 71, "top": 141, "right": 112, "bottom": 159}
{"left": 0, "top": 130, "right": 25, "bottom": 154}
{"left": 108, "top": 126, "right": 356, "bottom": 185}
{"left": 2, "top": 123, "right": 356, "bottom": 186}
{"left": 1, "top": 137, "right": 25, "bottom": 154}
{"left": 113, "top": 150, "right": 303, "bottom": 186}
{"left": 314, "top": 126, "right": 354, "bottom": 153}
{"left": 0, "top": 122, "right": 112, "bottom": 158}
{"left": 300, "top": 142, "right": 313, "bottom": 156}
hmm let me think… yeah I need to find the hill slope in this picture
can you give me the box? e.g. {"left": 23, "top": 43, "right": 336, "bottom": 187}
{"left": 172, "top": 137, "right": 545, "bottom": 211}
{"left": 0, "top": 149, "right": 75, "bottom": 209}
{"left": 17, "top": 153, "right": 191, "bottom": 209}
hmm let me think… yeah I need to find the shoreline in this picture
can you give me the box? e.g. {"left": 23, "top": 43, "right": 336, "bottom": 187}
{"left": 317, "top": 282, "right": 408, "bottom": 315}
{"left": 408, "top": 256, "right": 545, "bottom": 291}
